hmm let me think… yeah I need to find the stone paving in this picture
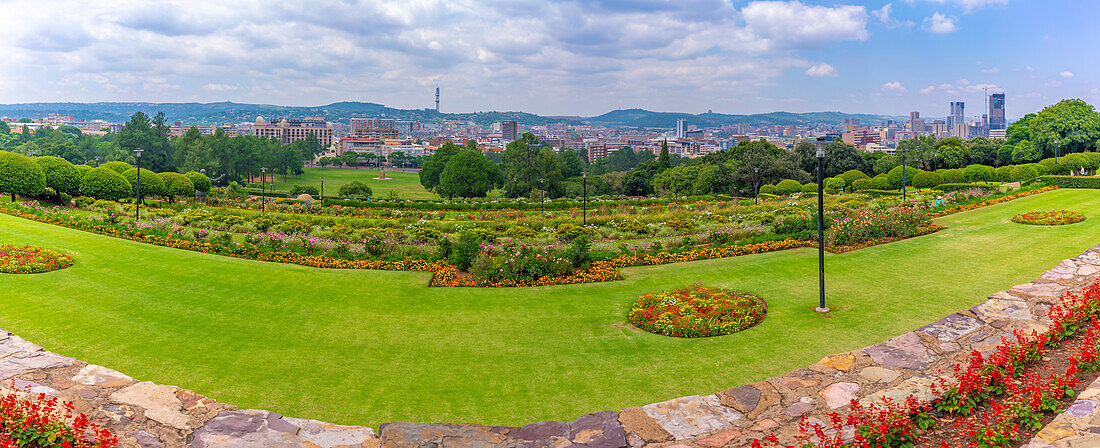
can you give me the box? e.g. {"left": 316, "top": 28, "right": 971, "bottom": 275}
{"left": 1, "top": 243, "right": 1099, "bottom": 447}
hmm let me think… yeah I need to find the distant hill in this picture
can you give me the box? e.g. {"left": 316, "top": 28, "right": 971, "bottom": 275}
{"left": 0, "top": 102, "right": 902, "bottom": 128}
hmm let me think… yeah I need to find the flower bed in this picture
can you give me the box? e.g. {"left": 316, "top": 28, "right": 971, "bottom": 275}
{"left": 627, "top": 285, "right": 766, "bottom": 337}
{"left": 825, "top": 205, "right": 932, "bottom": 248}
{"left": 1012, "top": 210, "right": 1086, "bottom": 226}
{"left": 927, "top": 185, "right": 1058, "bottom": 218}
{"left": 826, "top": 225, "right": 944, "bottom": 254}
{"left": 1, "top": 384, "right": 118, "bottom": 447}
{"left": 0, "top": 245, "right": 74, "bottom": 274}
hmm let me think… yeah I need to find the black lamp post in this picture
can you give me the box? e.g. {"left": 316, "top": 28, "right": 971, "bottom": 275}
{"left": 320, "top": 176, "right": 325, "bottom": 203}
{"left": 94, "top": 156, "right": 100, "bottom": 167}
{"left": 540, "top": 178, "right": 545, "bottom": 214}
{"left": 753, "top": 167, "right": 760, "bottom": 205}
{"left": 133, "top": 148, "right": 143, "bottom": 223}
{"left": 932, "top": 151, "right": 937, "bottom": 172}
{"left": 260, "top": 167, "right": 267, "bottom": 212}
{"left": 582, "top": 171, "right": 588, "bottom": 225}
{"left": 1054, "top": 138, "right": 1060, "bottom": 165}
{"left": 900, "top": 146, "right": 908, "bottom": 200}
{"left": 673, "top": 174, "right": 678, "bottom": 202}
{"left": 815, "top": 146, "right": 828, "bottom": 313}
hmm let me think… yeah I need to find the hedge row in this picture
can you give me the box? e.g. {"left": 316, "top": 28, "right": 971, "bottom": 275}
{"left": 930, "top": 183, "right": 1001, "bottom": 193}
{"left": 1039, "top": 175, "right": 1100, "bottom": 189}
{"left": 320, "top": 194, "right": 737, "bottom": 211}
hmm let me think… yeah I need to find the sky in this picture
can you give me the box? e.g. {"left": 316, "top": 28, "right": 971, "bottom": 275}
{"left": 0, "top": 0, "right": 1094, "bottom": 119}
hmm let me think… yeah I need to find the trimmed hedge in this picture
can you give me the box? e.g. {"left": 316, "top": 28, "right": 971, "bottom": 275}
{"left": 185, "top": 171, "right": 211, "bottom": 193}
{"left": 122, "top": 168, "right": 166, "bottom": 198}
{"left": 81, "top": 166, "right": 132, "bottom": 201}
{"left": 101, "top": 161, "right": 132, "bottom": 174}
{"left": 1040, "top": 175, "right": 1100, "bottom": 189}
{"left": 35, "top": 156, "right": 82, "bottom": 197}
{"left": 775, "top": 179, "right": 803, "bottom": 196}
{"left": 158, "top": 172, "right": 196, "bottom": 201}
{"left": 860, "top": 189, "right": 903, "bottom": 197}
{"left": 931, "top": 183, "right": 1000, "bottom": 193}
{"left": 0, "top": 150, "right": 46, "bottom": 199}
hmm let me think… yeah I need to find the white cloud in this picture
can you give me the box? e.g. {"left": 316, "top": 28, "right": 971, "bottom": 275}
{"left": 805, "top": 63, "right": 837, "bottom": 77}
{"left": 871, "top": 4, "right": 915, "bottom": 28}
{"left": 1046, "top": 80, "right": 1063, "bottom": 87}
{"left": 920, "top": 0, "right": 1008, "bottom": 13}
{"left": 882, "top": 81, "right": 907, "bottom": 93}
{"left": 741, "top": 1, "right": 869, "bottom": 49}
{"left": 923, "top": 13, "right": 958, "bottom": 34}
{"left": 203, "top": 83, "right": 237, "bottom": 91}
{"left": 920, "top": 85, "right": 936, "bottom": 94}
{"left": 980, "top": 67, "right": 1000, "bottom": 73}
{"left": 1060, "top": 71, "right": 1075, "bottom": 78}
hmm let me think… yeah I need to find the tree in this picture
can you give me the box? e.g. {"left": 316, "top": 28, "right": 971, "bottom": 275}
{"left": 0, "top": 150, "right": 46, "bottom": 200}
{"left": 185, "top": 171, "right": 212, "bottom": 193}
{"left": 420, "top": 142, "right": 461, "bottom": 192}
{"left": 873, "top": 154, "right": 899, "bottom": 175}
{"left": 1030, "top": 99, "right": 1100, "bottom": 156}
{"left": 623, "top": 160, "right": 660, "bottom": 196}
{"left": 158, "top": 172, "right": 195, "bottom": 203}
{"left": 80, "top": 167, "right": 131, "bottom": 201}
{"left": 503, "top": 133, "right": 563, "bottom": 198}
{"left": 122, "top": 168, "right": 167, "bottom": 200}
{"left": 338, "top": 180, "right": 373, "bottom": 198}
{"left": 794, "top": 141, "right": 867, "bottom": 177}
{"left": 912, "top": 171, "right": 943, "bottom": 188}
{"left": 34, "top": 156, "right": 82, "bottom": 199}
{"left": 558, "top": 150, "right": 586, "bottom": 178}
{"left": 438, "top": 150, "right": 497, "bottom": 198}
{"left": 887, "top": 165, "right": 918, "bottom": 189}
{"left": 1012, "top": 140, "right": 1041, "bottom": 163}
{"left": 0, "top": 121, "right": 9, "bottom": 134}
{"left": 935, "top": 140, "right": 969, "bottom": 168}
{"left": 966, "top": 137, "right": 1000, "bottom": 166}
{"left": 658, "top": 140, "right": 671, "bottom": 171}
{"left": 118, "top": 112, "right": 174, "bottom": 172}
{"left": 341, "top": 151, "right": 361, "bottom": 169}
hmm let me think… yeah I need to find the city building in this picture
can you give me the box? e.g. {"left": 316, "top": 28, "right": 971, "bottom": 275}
{"left": 350, "top": 118, "right": 396, "bottom": 132}
{"left": 989, "top": 93, "right": 1006, "bottom": 130}
{"left": 353, "top": 128, "right": 399, "bottom": 140}
{"left": 500, "top": 121, "right": 518, "bottom": 142}
{"left": 989, "top": 129, "right": 1007, "bottom": 140}
{"left": 395, "top": 120, "right": 420, "bottom": 138}
{"left": 841, "top": 128, "right": 881, "bottom": 149}
{"left": 254, "top": 116, "right": 334, "bottom": 146}
{"left": 909, "top": 111, "right": 926, "bottom": 135}
{"left": 675, "top": 119, "right": 687, "bottom": 139}
{"left": 949, "top": 102, "right": 965, "bottom": 129}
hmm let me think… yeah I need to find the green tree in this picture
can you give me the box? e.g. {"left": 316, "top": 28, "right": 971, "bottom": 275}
{"left": 1011, "top": 140, "right": 1041, "bottom": 163}
{"left": 794, "top": 141, "right": 868, "bottom": 177}
{"left": 80, "top": 167, "right": 131, "bottom": 201}
{"left": 338, "top": 180, "right": 373, "bottom": 198}
{"left": 438, "top": 150, "right": 497, "bottom": 198}
{"left": 1029, "top": 99, "right": 1100, "bottom": 156}
{"left": 658, "top": 140, "right": 671, "bottom": 171}
{"left": 185, "top": 171, "right": 212, "bottom": 193}
{"left": 0, "top": 150, "right": 46, "bottom": 200}
{"left": 122, "top": 168, "right": 167, "bottom": 200}
{"left": 558, "top": 150, "right": 586, "bottom": 178}
{"left": 119, "top": 112, "right": 174, "bottom": 172}
{"left": 623, "top": 160, "right": 660, "bottom": 196}
{"left": 935, "top": 140, "right": 969, "bottom": 168}
{"left": 34, "top": 156, "right": 82, "bottom": 198}
{"left": 420, "top": 142, "right": 461, "bottom": 192}
{"left": 158, "top": 172, "right": 195, "bottom": 203}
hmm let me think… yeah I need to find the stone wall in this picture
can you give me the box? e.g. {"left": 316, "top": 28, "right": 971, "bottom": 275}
{"left": 2, "top": 243, "right": 1099, "bottom": 448}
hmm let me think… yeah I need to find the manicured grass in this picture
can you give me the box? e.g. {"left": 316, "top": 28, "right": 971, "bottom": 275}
{"left": 0, "top": 189, "right": 1098, "bottom": 429}
{"left": 261, "top": 166, "right": 436, "bottom": 200}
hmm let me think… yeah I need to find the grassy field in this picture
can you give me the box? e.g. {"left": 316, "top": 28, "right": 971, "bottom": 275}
{"left": 1, "top": 189, "right": 1098, "bottom": 429}
{"left": 260, "top": 167, "right": 436, "bottom": 200}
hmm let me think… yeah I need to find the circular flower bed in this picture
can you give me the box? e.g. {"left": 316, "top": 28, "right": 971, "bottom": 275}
{"left": 1011, "top": 210, "right": 1086, "bottom": 226}
{"left": 1, "top": 245, "right": 75, "bottom": 274}
{"left": 627, "top": 285, "right": 766, "bottom": 338}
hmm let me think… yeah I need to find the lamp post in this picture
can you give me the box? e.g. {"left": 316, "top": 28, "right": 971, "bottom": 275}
{"left": 753, "top": 167, "right": 760, "bottom": 205}
{"left": 94, "top": 156, "right": 100, "bottom": 167}
{"left": 133, "top": 148, "right": 143, "bottom": 223}
{"left": 932, "top": 151, "right": 937, "bottom": 172}
{"left": 540, "top": 178, "right": 545, "bottom": 214}
{"left": 582, "top": 171, "right": 588, "bottom": 225}
{"left": 900, "top": 146, "right": 908, "bottom": 200}
{"left": 320, "top": 176, "right": 325, "bottom": 203}
{"left": 673, "top": 174, "right": 678, "bottom": 202}
{"left": 1054, "top": 138, "right": 1060, "bottom": 165}
{"left": 815, "top": 146, "right": 828, "bottom": 313}
{"left": 260, "top": 167, "right": 267, "bottom": 212}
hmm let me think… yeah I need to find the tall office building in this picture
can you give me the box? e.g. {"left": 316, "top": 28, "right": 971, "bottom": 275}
{"left": 949, "top": 102, "right": 965, "bottom": 129}
{"left": 989, "top": 93, "right": 1006, "bottom": 130}
{"left": 909, "top": 111, "right": 925, "bottom": 135}
{"left": 501, "top": 121, "right": 518, "bottom": 142}
{"left": 675, "top": 119, "right": 687, "bottom": 139}
{"left": 254, "top": 116, "right": 333, "bottom": 147}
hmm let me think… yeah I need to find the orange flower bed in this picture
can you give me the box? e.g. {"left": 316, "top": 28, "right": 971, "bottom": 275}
{"left": 826, "top": 225, "right": 944, "bottom": 253}
{"left": 927, "top": 185, "right": 1058, "bottom": 218}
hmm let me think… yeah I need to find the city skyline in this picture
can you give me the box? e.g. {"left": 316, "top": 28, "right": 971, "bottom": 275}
{"left": 0, "top": 1, "right": 1093, "bottom": 118}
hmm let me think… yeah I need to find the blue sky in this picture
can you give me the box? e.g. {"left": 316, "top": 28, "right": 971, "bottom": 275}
{"left": 0, "top": 0, "right": 1093, "bottom": 119}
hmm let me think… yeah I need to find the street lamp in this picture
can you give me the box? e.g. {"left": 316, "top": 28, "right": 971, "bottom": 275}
{"left": 260, "top": 167, "right": 267, "bottom": 212}
{"left": 753, "top": 167, "right": 760, "bottom": 205}
{"left": 94, "top": 156, "right": 100, "bottom": 167}
{"left": 582, "top": 171, "right": 588, "bottom": 225}
{"left": 540, "top": 178, "right": 545, "bottom": 214}
{"left": 932, "top": 151, "right": 937, "bottom": 172}
{"left": 673, "top": 174, "right": 678, "bottom": 202}
{"left": 320, "top": 176, "right": 325, "bottom": 203}
{"left": 900, "top": 146, "right": 908, "bottom": 200}
{"left": 1054, "top": 138, "right": 1060, "bottom": 165}
{"left": 133, "top": 148, "right": 143, "bottom": 223}
{"left": 815, "top": 146, "right": 828, "bottom": 313}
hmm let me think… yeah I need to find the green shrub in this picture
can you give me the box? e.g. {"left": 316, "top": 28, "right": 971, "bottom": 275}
{"left": 772, "top": 214, "right": 814, "bottom": 236}
{"left": 273, "top": 219, "right": 312, "bottom": 234}
{"left": 802, "top": 182, "right": 817, "bottom": 193}
{"left": 179, "top": 209, "right": 214, "bottom": 223}
{"left": 338, "top": 180, "right": 373, "bottom": 198}
{"left": 449, "top": 231, "right": 483, "bottom": 270}
{"left": 253, "top": 215, "right": 279, "bottom": 230}
{"left": 940, "top": 169, "right": 966, "bottom": 183}
{"left": 158, "top": 172, "right": 195, "bottom": 202}
{"left": 291, "top": 185, "right": 320, "bottom": 196}
{"left": 1039, "top": 176, "right": 1100, "bottom": 189}
{"left": 1010, "top": 165, "right": 1039, "bottom": 182}
{"left": 101, "top": 161, "right": 132, "bottom": 174}
{"left": 0, "top": 150, "right": 46, "bottom": 199}
{"left": 775, "top": 179, "right": 803, "bottom": 196}
{"left": 465, "top": 227, "right": 497, "bottom": 242}
{"left": 886, "top": 166, "right": 919, "bottom": 189}
{"left": 825, "top": 177, "right": 846, "bottom": 194}
{"left": 964, "top": 165, "right": 994, "bottom": 183}
{"left": 406, "top": 227, "right": 443, "bottom": 242}
{"left": 664, "top": 217, "right": 694, "bottom": 230}
{"left": 34, "top": 156, "right": 81, "bottom": 197}
{"left": 758, "top": 184, "right": 777, "bottom": 195}
{"left": 504, "top": 225, "right": 538, "bottom": 238}
{"left": 80, "top": 166, "right": 131, "bottom": 201}
{"left": 839, "top": 169, "right": 870, "bottom": 187}
{"left": 851, "top": 178, "right": 874, "bottom": 191}
{"left": 74, "top": 164, "right": 92, "bottom": 179}
{"left": 912, "top": 171, "right": 944, "bottom": 188}
{"left": 556, "top": 223, "right": 598, "bottom": 240}
{"left": 74, "top": 196, "right": 94, "bottom": 207}
{"left": 871, "top": 175, "right": 890, "bottom": 190}
{"left": 996, "top": 166, "right": 1014, "bottom": 182}
{"left": 619, "top": 219, "right": 650, "bottom": 234}
{"left": 122, "top": 168, "right": 166, "bottom": 198}
{"left": 185, "top": 171, "right": 211, "bottom": 193}
{"left": 149, "top": 208, "right": 176, "bottom": 217}
{"left": 563, "top": 235, "right": 591, "bottom": 268}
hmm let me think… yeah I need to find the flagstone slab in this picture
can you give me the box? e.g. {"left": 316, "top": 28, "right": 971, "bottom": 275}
{"left": 73, "top": 364, "right": 134, "bottom": 388}
{"left": 916, "top": 314, "right": 983, "bottom": 341}
{"left": 641, "top": 395, "right": 741, "bottom": 440}
{"left": 863, "top": 332, "right": 937, "bottom": 370}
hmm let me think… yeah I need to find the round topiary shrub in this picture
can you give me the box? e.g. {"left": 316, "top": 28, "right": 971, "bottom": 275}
{"left": 886, "top": 166, "right": 919, "bottom": 189}
{"left": 802, "top": 182, "right": 817, "bottom": 194}
{"left": 1010, "top": 165, "right": 1039, "bottom": 183}
{"left": 774, "top": 179, "right": 803, "bottom": 196}
{"left": 871, "top": 175, "right": 890, "bottom": 190}
{"left": 101, "top": 161, "right": 132, "bottom": 174}
{"left": 940, "top": 169, "right": 966, "bottom": 184}
{"left": 758, "top": 184, "right": 777, "bottom": 195}
{"left": 1012, "top": 210, "right": 1085, "bottom": 226}
{"left": 122, "top": 168, "right": 166, "bottom": 198}
{"left": 74, "top": 164, "right": 93, "bottom": 179}
{"left": 34, "top": 156, "right": 82, "bottom": 197}
{"left": 912, "top": 171, "right": 944, "bottom": 188}
{"left": 81, "top": 166, "right": 132, "bottom": 201}
{"left": 158, "top": 172, "right": 195, "bottom": 202}
{"left": 851, "top": 178, "right": 874, "bottom": 191}
{"left": 839, "top": 169, "right": 870, "bottom": 187}
{"left": 185, "top": 171, "right": 211, "bottom": 194}
{"left": 627, "top": 285, "right": 767, "bottom": 338}
{"left": 0, "top": 150, "right": 47, "bottom": 200}
{"left": 825, "top": 177, "right": 846, "bottom": 194}
{"left": 0, "top": 245, "right": 74, "bottom": 274}
{"left": 964, "top": 164, "right": 994, "bottom": 183}
{"left": 339, "top": 180, "right": 373, "bottom": 198}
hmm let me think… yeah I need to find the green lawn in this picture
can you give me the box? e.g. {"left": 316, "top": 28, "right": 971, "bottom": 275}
{"left": 1, "top": 189, "right": 1098, "bottom": 429}
{"left": 262, "top": 167, "right": 436, "bottom": 200}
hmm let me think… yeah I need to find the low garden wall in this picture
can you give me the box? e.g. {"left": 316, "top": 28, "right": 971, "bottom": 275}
{"left": 3, "top": 242, "right": 1099, "bottom": 448}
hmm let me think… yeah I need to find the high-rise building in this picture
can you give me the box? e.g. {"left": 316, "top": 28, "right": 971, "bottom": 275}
{"left": 842, "top": 118, "right": 861, "bottom": 130}
{"left": 254, "top": 116, "right": 333, "bottom": 147}
{"left": 675, "top": 119, "right": 687, "bottom": 139}
{"left": 501, "top": 121, "right": 518, "bottom": 142}
{"left": 909, "top": 111, "right": 926, "bottom": 135}
{"left": 949, "top": 102, "right": 965, "bottom": 129}
{"left": 989, "top": 93, "right": 1006, "bottom": 130}
{"left": 350, "top": 118, "right": 396, "bottom": 132}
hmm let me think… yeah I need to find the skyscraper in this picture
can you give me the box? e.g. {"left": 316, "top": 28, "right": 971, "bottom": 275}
{"left": 675, "top": 119, "right": 687, "bottom": 139}
{"left": 989, "top": 93, "right": 1006, "bottom": 130}
{"left": 501, "top": 121, "right": 518, "bottom": 142}
{"left": 909, "top": 111, "right": 925, "bottom": 135}
{"left": 949, "top": 102, "right": 965, "bottom": 130}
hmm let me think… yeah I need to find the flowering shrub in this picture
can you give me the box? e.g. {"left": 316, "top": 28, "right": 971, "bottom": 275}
{"left": 627, "top": 285, "right": 766, "bottom": 337}
{"left": 0, "top": 245, "right": 74, "bottom": 274}
{"left": 927, "top": 185, "right": 1058, "bottom": 218}
{"left": 1012, "top": 210, "right": 1086, "bottom": 226}
{"left": 825, "top": 205, "right": 932, "bottom": 247}
{"left": 0, "top": 385, "right": 118, "bottom": 447}
{"left": 469, "top": 242, "right": 573, "bottom": 283}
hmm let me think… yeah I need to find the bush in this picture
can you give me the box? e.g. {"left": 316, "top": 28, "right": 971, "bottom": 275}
{"left": 802, "top": 182, "right": 817, "bottom": 193}
{"left": 185, "top": 171, "right": 211, "bottom": 193}
{"left": 0, "top": 150, "right": 47, "bottom": 199}
{"left": 273, "top": 219, "right": 312, "bottom": 234}
{"left": 825, "top": 177, "right": 846, "bottom": 194}
{"left": 80, "top": 166, "right": 132, "bottom": 201}
{"left": 469, "top": 242, "right": 572, "bottom": 283}
{"left": 556, "top": 223, "right": 598, "bottom": 240}
{"left": 964, "top": 164, "right": 994, "bottom": 183}
{"left": 158, "top": 172, "right": 195, "bottom": 202}
{"left": 101, "top": 161, "right": 132, "bottom": 174}
{"left": 912, "top": 171, "right": 944, "bottom": 188}
{"left": 940, "top": 169, "right": 966, "bottom": 183}
{"left": 1039, "top": 175, "right": 1100, "bottom": 189}
{"left": 504, "top": 225, "right": 538, "bottom": 238}
{"left": 931, "top": 183, "right": 999, "bottom": 193}
{"left": 664, "top": 216, "right": 694, "bottom": 230}
{"left": 772, "top": 214, "right": 814, "bottom": 235}
{"left": 758, "top": 184, "right": 777, "bottom": 195}
{"left": 627, "top": 285, "right": 766, "bottom": 338}
{"left": 1010, "top": 165, "right": 1039, "bottom": 183}
{"left": 449, "top": 231, "right": 483, "bottom": 270}
{"left": 563, "top": 235, "right": 591, "bottom": 268}
{"left": 291, "top": 185, "right": 320, "bottom": 196}
{"left": 122, "top": 168, "right": 166, "bottom": 198}
{"left": 886, "top": 166, "right": 918, "bottom": 189}
{"left": 871, "top": 175, "right": 890, "bottom": 190}
{"left": 338, "top": 180, "right": 373, "bottom": 198}
{"left": 839, "top": 169, "right": 870, "bottom": 187}
{"left": 851, "top": 178, "right": 874, "bottom": 191}
{"left": 618, "top": 219, "right": 650, "bottom": 234}
{"left": 406, "top": 227, "right": 443, "bottom": 242}
{"left": 35, "top": 156, "right": 82, "bottom": 197}
{"left": 775, "top": 179, "right": 803, "bottom": 196}
{"left": 74, "top": 164, "right": 92, "bottom": 179}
